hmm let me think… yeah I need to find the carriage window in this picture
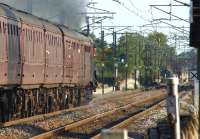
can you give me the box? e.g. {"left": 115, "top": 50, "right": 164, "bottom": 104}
{"left": 54, "top": 37, "right": 57, "bottom": 46}
{"left": 51, "top": 35, "right": 53, "bottom": 46}
{"left": 72, "top": 42, "right": 75, "bottom": 49}
{"left": 52, "top": 36, "right": 54, "bottom": 45}
{"left": 8, "top": 24, "right": 10, "bottom": 34}
{"left": 12, "top": 25, "right": 15, "bottom": 35}
{"left": 30, "top": 30, "right": 32, "bottom": 41}
{"left": 38, "top": 32, "right": 39, "bottom": 42}
{"left": 3, "top": 22, "right": 5, "bottom": 33}
{"left": 48, "top": 35, "right": 50, "bottom": 45}
{"left": 7, "top": 24, "right": 10, "bottom": 34}
{"left": 25, "top": 29, "right": 27, "bottom": 39}
{"left": 35, "top": 31, "right": 37, "bottom": 42}
{"left": 18, "top": 27, "right": 21, "bottom": 36}
{"left": 39, "top": 32, "right": 41, "bottom": 42}
{"left": 51, "top": 35, "right": 53, "bottom": 45}
{"left": 53, "top": 36, "right": 55, "bottom": 46}
{"left": 16, "top": 26, "right": 18, "bottom": 36}
{"left": 47, "top": 34, "right": 49, "bottom": 44}
{"left": 0, "top": 22, "right": 1, "bottom": 33}
{"left": 27, "top": 29, "right": 29, "bottom": 40}
{"left": 40, "top": 32, "right": 42, "bottom": 41}
{"left": 13, "top": 25, "right": 16, "bottom": 35}
{"left": 53, "top": 36, "right": 54, "bottom": 46}
{"left": 15, "top": 26, "right": 17, "bottom": 36}
{"left": 33, "top": 31, "right": 35, "bottom": 41}
{"left": 28, "top": 30, "right": 30, "bottom": 40}
{"left": 37, "top": 32, "right": 39, "bottom": 43}
{"left": 38, "top": 32, "right": 40, "bottom": 42}
{"left": 10, "top": 24, "right": 13, "bottom": 35}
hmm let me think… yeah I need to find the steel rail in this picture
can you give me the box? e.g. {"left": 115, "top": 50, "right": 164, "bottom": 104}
{"left": 2, "top": 89, "right": 145, "bottom": 127}
{"left": 91, "top": 93, "right": 187, "bottom": 139}
{"left": 30, "top": 92, "right": 166, "bottom": 139}
{"left": 91, "top": 100, "right": 164, "bottom": 139}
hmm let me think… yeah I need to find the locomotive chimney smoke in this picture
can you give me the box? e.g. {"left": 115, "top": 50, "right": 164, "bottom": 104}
{"left": 0, "top": 0, "right": 88, "bottom": 29}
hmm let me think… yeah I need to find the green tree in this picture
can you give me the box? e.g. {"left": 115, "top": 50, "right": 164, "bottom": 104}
{"left": 92, "top": 31, "right": 176, "bottom": 87}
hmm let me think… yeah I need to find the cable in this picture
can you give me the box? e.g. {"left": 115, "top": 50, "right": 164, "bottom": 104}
{"left": 112, "top": 0, "right": 150, "bottom": 22}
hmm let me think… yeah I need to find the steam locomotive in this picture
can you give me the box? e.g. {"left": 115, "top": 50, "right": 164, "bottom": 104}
{"left": 0, "top": 3, "right": 95, "bottom": 122}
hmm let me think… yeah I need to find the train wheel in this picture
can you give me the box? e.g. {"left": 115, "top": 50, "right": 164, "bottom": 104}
{"left": 41, "top": 89, "right": 48, "bottom": 114}
{"left": 77, "top": 88, "right": 81, "bottom": 106}
{"left": 32, "top": 89, "right": 38, "bottom": 115}
{"left": 62, "top": 89, "right": 69, "bottom": 109}
{"left": 15, "top": 91, "right": 22, "bottom": 118}
{"left": 27, "top": 98, "right": 32, "bottom": 117}
{"left": 73, "top": 88, "right": 81, "bottom": 107}
{"left": 72, "top": 89, "right": 77, "bottom": 107}
{"left": 63, "top": 94, "right": 69, "bottom": 109}
{"left": 55, "top": 88, "right": 60, "bottom": 111}
{"left": 47, "top": 96, "right": 53, "bottom": 113}
{"left": 8, "top": 92, "right": 16, "bottom": 120}
{"left": 21, "top": 92, "right": 30, "bottom": 118}
{"left": 0, "top": 93, "right": 9, "bottom": 122}
{"left": 58, "top": 88, "right": 63, "bottom": 110}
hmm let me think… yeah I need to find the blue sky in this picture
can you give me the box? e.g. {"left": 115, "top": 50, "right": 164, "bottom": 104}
{"left": 0, "top": 0, "right": 191, "bottom": 52}
{"left": 97, "top": 0, "right": 189, "bottom": 25}
{"left": 87, "top": 0, "right": 191, "bottom": 52}
{"left": 89, "top": 0, "right": 189, "bottom": 31}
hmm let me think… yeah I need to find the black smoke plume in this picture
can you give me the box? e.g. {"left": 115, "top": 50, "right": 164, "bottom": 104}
{"left": 0, "top": 0, "right": 87, "bottom": 29}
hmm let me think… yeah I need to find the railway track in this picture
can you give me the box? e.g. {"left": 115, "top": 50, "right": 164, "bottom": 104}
{"left": 92, "top": 92, "right": 191, "bottom": 139}
{"left": 29, "top": 91, "right": 166, "bottom": 139}
{"left": 0, "top": 89, "right": 166, "bottom": 139}
{"left": 2, "top": 89, "right": 144, "bottom": 127}
{"left": 91, "top": 99, "right": 165, "bottom": 139}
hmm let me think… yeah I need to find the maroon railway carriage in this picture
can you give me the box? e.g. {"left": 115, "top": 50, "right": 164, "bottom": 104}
{"left": 0, "top": 3, "right": 95, "bottom": 122}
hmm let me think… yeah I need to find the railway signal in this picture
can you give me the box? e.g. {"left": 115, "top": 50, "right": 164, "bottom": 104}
{"left": 190, "top": 1, "right": 200, "bottom": 137}
{"left": 190, "top": 0, "right": 200, "bottom": 47}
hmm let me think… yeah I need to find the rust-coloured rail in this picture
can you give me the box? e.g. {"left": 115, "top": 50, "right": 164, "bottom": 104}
{"left": 30, "top": 91, "right": 166, "bottom": 139}
{"left": 91, "top": 92, "right": 187, "bottom": 139}
{"left": 91, "top": 100, "right": 164, "bottom": 139}
{"left": 2, "top": 90, "right": 144, "bottom": 127}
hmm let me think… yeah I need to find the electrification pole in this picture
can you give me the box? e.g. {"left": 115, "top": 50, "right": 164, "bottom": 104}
{"left": 86, "top": 16, "right": 90, "bottom": 36}
{"left": 101, "top": 30, "right": 105, "bottom": 95}
{"left": 134, "top": 38, "right": 137, "bottom": 89}
{"left": 125, "top": 33, "right": 128, "bottom": 91}
{"left": 138, "top": 38, "right": 141, "bottom": 88}
{"left": 113, "top": 31, "right": 117, "bottom": 91}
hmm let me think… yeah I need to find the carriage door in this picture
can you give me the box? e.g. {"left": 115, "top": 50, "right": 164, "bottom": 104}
{"left": 7, "top": 19, "right": 21, "bottom": 85}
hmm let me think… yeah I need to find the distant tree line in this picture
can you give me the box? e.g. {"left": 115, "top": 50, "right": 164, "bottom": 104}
{"left": 91, "top": 31, "right": 179, "bottom": 86}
